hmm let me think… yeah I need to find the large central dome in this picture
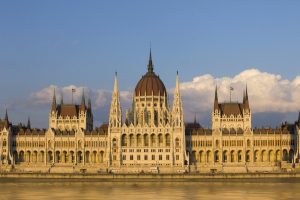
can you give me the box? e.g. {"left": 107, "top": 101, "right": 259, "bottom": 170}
{"left": 135, "top": 50, "right": 167, "bottom": 97}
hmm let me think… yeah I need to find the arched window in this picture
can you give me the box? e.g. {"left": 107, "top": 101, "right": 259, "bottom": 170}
{"left": 223, "top": 151, "right": 228, "bottom": 162}
{"left": 144, "top": 134, "right": 149, "bottom": 147}
{"left": 112, "top": 138, "right": 117, "bottom": 148}
{"left": 158, "top": 134, "right": 163, "bottom": 147}
{"left": 150, "top": 134, "right": 156, "bottom": 147}
{"left": 165, "top": 134, "right": 170, "bottom": 147}
{"left": 137, "top": 134, "right": 142, "bottom": 147}
{"left": 215, "top": 140, "right": 219, "bottom": 147}
{"left": 238, "top": 150, "right": 242, "bottom": 162}
{"left": 214, "top": 151, "right": 219, "bottom": 162}
{"left": 247, "top": 139, "right": 251, "bottom": 147}
{"left": 175, "top": 138, "right": 180, "bottom": 148}
{"left": 129, "top": 134, "right": 134, "bottom": 146}
{"left": 246, "top": 150, "right": 250, "bottom": 162}
{"left": 121, "top": 134, "right": 127, "bottom": 147}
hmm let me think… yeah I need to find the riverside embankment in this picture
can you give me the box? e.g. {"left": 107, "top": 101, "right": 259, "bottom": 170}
{"left": 1, "top": 172, "right": 300, "bottom": 182}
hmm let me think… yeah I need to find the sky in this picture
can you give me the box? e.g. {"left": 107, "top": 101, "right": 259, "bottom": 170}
{"left": 0, "top": 1, "right": 300, "bottom": 128}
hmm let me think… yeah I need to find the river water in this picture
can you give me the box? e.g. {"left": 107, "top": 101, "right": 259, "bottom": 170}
{"left": 0, "top": 179, "right": 299, "bottom": 200}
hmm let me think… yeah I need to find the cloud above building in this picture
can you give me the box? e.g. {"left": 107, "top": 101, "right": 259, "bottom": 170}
{"left": 179, "top": 68, "right": 300, "bottom": 122}
{"left": 25, "top": 68, "right": 300, "bottom": 128}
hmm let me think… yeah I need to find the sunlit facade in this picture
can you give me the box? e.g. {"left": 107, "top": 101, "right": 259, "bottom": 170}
{"left": 0, "top": 50, "right": 300, "bottom": 173}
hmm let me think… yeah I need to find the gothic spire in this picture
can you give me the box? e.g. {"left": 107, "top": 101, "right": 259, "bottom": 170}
{"left": 80, "top": 89, "right": 86, "bottom": 111}
{"left": 246, "top": 84, "right": 248, "bottom": 99}
{"left": 88, "top": 96, "right": 92, "bottom": 110}
{"left": 214, "top": 86, "right": 219, "bottom": 111}
{"left": 172, "top": 71, "right": 184, "bottom": 127}
{"left": 109, "top": 72, "right": 122, "bottom": 128}
{"left": 27, "top": 117, "right": 31, "bottom": 129}
{"left": 147, "top": 48, "right": 154, "bottom": 73}
{"left": 60, "top": 93, "right": 64, "bottom": 105}
{"left": 51, "top": 88, "right": 57, "bottom": 112}
{"left": 4, "top": 109, "right": 9, "bottom": 128}
{"left": 175, "top": 70, "right": 180, "bottom": 94}
{"left": 4, "top": 109, "right": 8, "bottom": 121}
{"left": 114, "top": 72, "right": 118, "bottom": 93}
{"left": 244, "top": 85, "right": 250, "bottom": 111}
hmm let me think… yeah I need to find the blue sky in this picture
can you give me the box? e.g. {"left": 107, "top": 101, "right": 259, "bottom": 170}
{"left": 1, "top": 1, "right": 300, "bottom": 128}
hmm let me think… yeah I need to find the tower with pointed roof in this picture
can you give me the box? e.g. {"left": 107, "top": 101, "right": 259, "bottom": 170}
{"left": 212, "top": 85, "right": 252, "bottom": 132}
{"left": 108, "top": 72, "right": 122, "bottom": 166}
{"left": 49, "top": 88, "right": 93, "bottom": 131}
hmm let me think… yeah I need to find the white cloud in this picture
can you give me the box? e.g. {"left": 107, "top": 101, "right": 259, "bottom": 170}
{"left": 27, "top": 68, "right": 300, "bottom": 126}
{"left": 30, "top": 85, "right": 132, "bottom": 108}
{"left": 179, "top": 68, "right": 300, "bottom": 122}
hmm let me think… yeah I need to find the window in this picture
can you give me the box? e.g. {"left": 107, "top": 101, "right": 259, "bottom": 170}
{"left": 159, "top": 155, "right": 162, "bottom": 160}
{"left": 176, "top": 155, "right": 179, "bottom": 160}
{"left": 144, "top": 155, "right": 148, "bottom": 160}
{"left": 166, "top": 155, "right": 170, "bottom": 160}
{"left": 130, "top": 155, "right": 133, "bottom": 160}
{"left": 122, "top": 155, "right": 126, "bottom": 160}
{"left": 112, "top": 138, "right": 117, "bottom": 148}
{"left": 137, "top": 155, "right": 141, "bottom": 160}
{"left": 152, "top": 155, "right": 155, "bottom": 160}
{"left": 165, "top": 134, "right": 171, "bottom": 147}
{"left": 175, "top": 138, "right": 180, "bottom": 148}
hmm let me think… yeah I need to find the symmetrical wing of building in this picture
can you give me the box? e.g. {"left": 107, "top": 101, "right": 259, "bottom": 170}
{"left": 0, "top": 51, "right": 299, "bottom": 173}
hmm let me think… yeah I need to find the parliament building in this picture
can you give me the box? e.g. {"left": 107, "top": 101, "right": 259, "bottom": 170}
{"left": 1, "top": 50, "right": 300, "bottom": 174}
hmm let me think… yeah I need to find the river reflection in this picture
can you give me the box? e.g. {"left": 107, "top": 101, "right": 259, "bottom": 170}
{"left": 0, "top": 180, "right": 300, "bottom": 200}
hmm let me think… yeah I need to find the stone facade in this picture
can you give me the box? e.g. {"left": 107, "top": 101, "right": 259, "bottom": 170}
{"left": 0, "top": 50, "right": 300, "bottom": 173}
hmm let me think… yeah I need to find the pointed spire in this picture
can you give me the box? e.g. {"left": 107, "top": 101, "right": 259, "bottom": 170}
{"left": 51, "top": 88, "right": 57, "bottom": 112}
{"left": 244, "top": 85, "right": 250, "bottom": 111}
{"left": 27, "top": 117, "right": 31, "bottom": 129}
{"left": 245, "top": 84, "right": 248, "bottom": 99}
{"left": 109, "top": 72, "right": 122, "bottom": 128}
{"left": 60, "top": 94, "right": 64, "bottom": 105}
{"left": 114, "top": 72, "right": 119, "bottom": 94}
{"left": 175, "top": 70, "right": 180, "bottom": 93}
{"left": 194, "top": 113, "right": 197, "bottom": 124}
{"left": 80, "top": 88, "right": 86, "bottom": 111}
{"left": 147, "top": 48, "right": 154, "bottom": 73}
{"left": 4, "top": 109, "right": 8, "bottom": 121}
{"left": 88, "top": 96, "right": 92, "bottom": 110}
{"left": 214, "top": 86, "right": 219, "bottom": 111}
{"left": 4, "top": 109, "right": 9, "bottom": 128}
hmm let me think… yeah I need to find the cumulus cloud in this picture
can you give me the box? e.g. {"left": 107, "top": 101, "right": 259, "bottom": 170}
{"left": 26, "top": 68, "right": 300, "bottom": 127}
{"left": 29, "top": 85, "right": 132, "bottom": 125}
{"left": 179, "top": 68, "right": 300, "bottom": 123}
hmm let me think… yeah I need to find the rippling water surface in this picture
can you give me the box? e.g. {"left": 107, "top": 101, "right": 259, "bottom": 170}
{"left": 0, "top": 179, "right": 300, "bottom": 200}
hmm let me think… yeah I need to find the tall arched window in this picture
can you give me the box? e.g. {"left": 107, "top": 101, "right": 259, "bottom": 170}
{"left": 158, "top": 134, "right": 163, "bottom": 147}
{"left": 112, "top": 138, "right": 117, "bottom": 148}
{"left": 150, "top": 134, "right": 156, "bottom": 147}
{"left": 121, "top": 134, "right": 127, "bottom": 147}
{"left": 144, "top": 134, "right": 149, "bottom": 147}
{"left": 165, "top": 134, "right": 171, "bottom": 147}
{"left": 175, "top": 138, "right": 180, "bottom": 148}
{"left": 137, "top": 134, "right": 142, "bottom": 147}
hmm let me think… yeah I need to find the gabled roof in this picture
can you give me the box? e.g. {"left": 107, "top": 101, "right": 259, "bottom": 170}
{"left": 219, "top": 103, "right": 244, "bottom": 116}
{"left": 57, "top": 104, "right": 80, "bottom": 117}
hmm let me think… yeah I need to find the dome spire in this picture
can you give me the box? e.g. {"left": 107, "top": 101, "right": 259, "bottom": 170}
{"left": 147, "top": 48, "right": 154, "bottom": 73}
